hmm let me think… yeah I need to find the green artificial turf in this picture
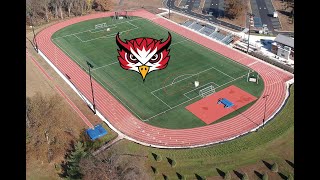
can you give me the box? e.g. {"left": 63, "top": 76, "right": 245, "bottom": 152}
{"left": 52, "top": 16, "right": 264, "bottom": 129}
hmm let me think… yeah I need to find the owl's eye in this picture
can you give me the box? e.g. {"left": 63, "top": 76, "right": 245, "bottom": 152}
{"left": 151, "top": 54, "right": 158, "bottom": 60}
{"left": 126, "top": 53, "right": 139, "bottom": 63}
{"left": 149, "top": 53, "right": 161, "bottom": 63}
{"left": 129, "top": 54, "right": 137, "bottom": 60}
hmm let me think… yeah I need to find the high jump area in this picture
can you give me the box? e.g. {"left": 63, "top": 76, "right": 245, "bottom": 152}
{"left": 185, "top": 85, "right": 257, "bottom": 124}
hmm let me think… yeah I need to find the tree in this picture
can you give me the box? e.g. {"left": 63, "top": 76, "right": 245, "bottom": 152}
{"left": 65, "top": 0, "right": 75, "bottom": 17}
{"left": 224, "top": 0, "right": 246, "bottom": 19}
{"left": 93, "top": 0, "right": 113, "bottom": 11}
{"left": 271, "top": 162, "right": 279, "bottom": 172}
{"left": 64, "top": 141, "right": 88, "bottom": 179}
{"left": 39, "top": 0, "right": 51, "bottom": 22}
{"left": 79, "top": 155, "right": 117, "bottom": 180}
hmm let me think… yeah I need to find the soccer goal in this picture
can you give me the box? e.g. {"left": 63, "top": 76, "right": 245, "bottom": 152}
{"left": 199, "top": 85, "right": 215, "bottom": 98}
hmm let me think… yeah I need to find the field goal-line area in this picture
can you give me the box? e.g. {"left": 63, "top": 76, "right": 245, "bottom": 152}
{"left": 52, "top": 19, "right": 141, "bottom": 43}
{"left": 145, "top": 66, "right": 251, "bottom": 121}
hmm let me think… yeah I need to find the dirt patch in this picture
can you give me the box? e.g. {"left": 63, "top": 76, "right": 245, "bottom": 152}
{"left": 162, "top": 13, "right": 191, "bottom": 24}
{"left": 272, "top": 0, "right": 294, "bottom": 31}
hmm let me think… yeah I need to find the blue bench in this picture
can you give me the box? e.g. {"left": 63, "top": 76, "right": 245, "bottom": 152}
{"left": 217, "top": 98, "right": 234, "bottom": 108}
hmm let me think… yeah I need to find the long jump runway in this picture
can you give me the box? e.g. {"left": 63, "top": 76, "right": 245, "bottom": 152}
{"left": 36, "top": 9, "right": 293, "bottom": 148}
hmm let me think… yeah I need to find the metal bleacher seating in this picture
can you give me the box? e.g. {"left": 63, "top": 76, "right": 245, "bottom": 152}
{"left": 181, "top": 20, "right": 193, "bottom": 27}
{"left": 189, "top": 23, "right": 203, "bottom": 31}
{"left": 199, "top": 25, "right": 216, "bottom": 36}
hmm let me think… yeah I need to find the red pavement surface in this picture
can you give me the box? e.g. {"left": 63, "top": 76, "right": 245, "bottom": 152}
{"left": 36, "top": 9, "right": 294, "bottom": 148}
{"left": 186, "top": 85, "right": 257, "bottom": 124}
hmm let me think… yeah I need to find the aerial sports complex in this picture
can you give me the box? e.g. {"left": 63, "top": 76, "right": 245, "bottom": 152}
{"left": 36, "top": 9, "right": 294, "bottom": 148}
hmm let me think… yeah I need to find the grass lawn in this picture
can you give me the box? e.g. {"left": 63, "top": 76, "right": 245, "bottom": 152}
{"left": 52, "top": 16, "right": 264, "bottom": 129}
{"left": 103, "top": 84, "right": 294, "bottom": 179}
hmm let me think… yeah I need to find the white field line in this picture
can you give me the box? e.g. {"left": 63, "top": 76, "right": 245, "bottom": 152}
{"left": 211, "top": 66, "right": 235, "bottom": 79}
{"left": 184, "top": 94, "right": 191, "bottom": 99}
{"left": 52, "top": 17, "right": 144, "bottom": 40}
{"left": 151, "top": 66, "right": 215, "bottom": 93}
{"left": 92, "top": 61, "right": 118, "bottom": 71}
{"left": 126, "top": 21, "right": 139, "bottom": 28}
{"left": 171, "top": 74, "right": 193, "bottom": 84}
{"left": 89, "top": 25, "right": 117, "bottom": 33}
{"left": 151, "top": 92, "right": 172, "bottom": 109}
{"left": 80, "top": 27, "right": 139, "bottom": 43}
{"left": 73, "top": 34, "right": 84, "bottom": 42}
{"left": 143, "top": 73, "right": 247, "bottom": 121}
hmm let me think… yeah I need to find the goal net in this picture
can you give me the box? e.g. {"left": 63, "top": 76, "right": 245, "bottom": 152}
{"left": 199, "top": 85, "right": 215, "bottom": 98}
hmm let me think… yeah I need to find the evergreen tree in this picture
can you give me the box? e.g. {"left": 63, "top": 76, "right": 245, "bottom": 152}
{"left": 65, "top": 141, "right": 87, "bottom": 179}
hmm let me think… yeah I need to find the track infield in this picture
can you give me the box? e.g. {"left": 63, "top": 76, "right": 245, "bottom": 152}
{"left": 36, "top": 9, "right": 294, "bottom": 147}
{"left": 185, "top": 85, "right": 257, "bottom": 124}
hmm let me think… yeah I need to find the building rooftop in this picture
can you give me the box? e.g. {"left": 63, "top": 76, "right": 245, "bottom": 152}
{"left": 274, "top": 34, "right": 294, "bottom": 48}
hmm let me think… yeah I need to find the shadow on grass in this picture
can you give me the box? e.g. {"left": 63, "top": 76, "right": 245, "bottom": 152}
{"left": 195, "top": 173, "right": 205, "bottom": 180}
{"left": 254, "top": 170, "right": 263, "bottom": 179}
{"left": 176, "top": 172, "right": 183, "bottom": 179}
{"left": 167, "top": 157, "right": 173, "bottom": 166}
{"left": 162, "top": 173, "right": 168, "bottom": 180}
{"left": 216, "top": 168, "right": 225, "bottom": 178}
{"left": 262, "top": 160, "right": 272, "bottom": 170}
{"left": 151, "top": 153, "right": 157, "bottom": 161}
{"left": 285, "top": 159, "right": 294, "bottom": 168}
{"left": 278, "top": 172, "right": 288, "bottom": 180}
{"left": 151, "top": 166, "right": 156, "bottom": 174}
{"left": 233, "top": 170, "right": 243, "bottom": 179}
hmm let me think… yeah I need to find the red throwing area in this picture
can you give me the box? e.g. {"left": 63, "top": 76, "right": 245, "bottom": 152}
{"left": 185, "top": 85, "right": 257, "bottom": 125}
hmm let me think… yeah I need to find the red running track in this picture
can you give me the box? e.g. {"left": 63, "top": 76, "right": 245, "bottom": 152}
{"left": 36, "top": 9, "right": 293, "bottom": 148}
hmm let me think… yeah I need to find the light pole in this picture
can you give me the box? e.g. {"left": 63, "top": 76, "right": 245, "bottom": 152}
{"left": 168, "top": 0, "right": 171, "bottom": 19}
{"left": 27, "top": 12, "right": 39, "bottom": 53}
{"left": 262, "top": 94, "right": 269, "bottom": 129}
{"left": 246, "top": 13, "right": 254, "bottom": 54}
{"left": 87, "top": 61, "right": 96, "bottom": 114}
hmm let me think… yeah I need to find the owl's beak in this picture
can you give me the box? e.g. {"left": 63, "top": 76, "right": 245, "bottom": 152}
{"left": 139, "top": 65, "right": 150, "bottom": 80}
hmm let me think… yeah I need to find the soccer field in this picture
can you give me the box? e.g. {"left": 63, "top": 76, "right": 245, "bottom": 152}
{"left": 52, "top": 16, "right": 264, "bottom": 129}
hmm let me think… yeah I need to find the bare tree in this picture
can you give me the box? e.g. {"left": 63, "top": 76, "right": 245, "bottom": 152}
{"left": 51, "top": 0, "right": 64, "bottom": 19}
{"left": 79, "top": 155, "right": 118, "bottom": 180}
{"left": 224, "top": 0, "right": 246, "bottom": 19}
{"left": 65, "top": 0, "right": 75, "bottom": 17}
{"left": 94, "top": 0, "right": 113, "bottom": 11}
{"left": 39, "top": 0, "right": 51, "bottom": 22}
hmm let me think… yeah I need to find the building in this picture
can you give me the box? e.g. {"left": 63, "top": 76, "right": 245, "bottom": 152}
{"left": 271, "top": 34, "right": 294, "bottom": 60}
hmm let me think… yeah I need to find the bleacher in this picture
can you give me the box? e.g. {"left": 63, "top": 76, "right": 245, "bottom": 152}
{"left": 189, "top": 22, "right": 203, "bottom": 31}
{"left": 221, "top": 35, "right": 234, "bottom": 44}
{"left": 181, "top": 20, "right": 193, "bottom": 27}
{"left": 180, "top": 20, "right": 235, "bottom": 45}
{"left": 209, "top": 31, "right": 225, "bottom": 41}
{"left": 199, "top": 25, "right": 216, "bottom": 36}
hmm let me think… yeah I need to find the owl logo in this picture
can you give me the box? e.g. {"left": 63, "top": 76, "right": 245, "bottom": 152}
{"left": 116, "top": 32, "right": 172, "bottom": 81}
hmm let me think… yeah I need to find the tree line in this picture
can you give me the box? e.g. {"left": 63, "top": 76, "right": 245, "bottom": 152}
{"left": 26, "top": 0, "right": 114, "bottom": 25}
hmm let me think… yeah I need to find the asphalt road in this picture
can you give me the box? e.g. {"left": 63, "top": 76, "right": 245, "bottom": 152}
{"left": 166, "top": 0, "right": 244, "bottom": 32}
